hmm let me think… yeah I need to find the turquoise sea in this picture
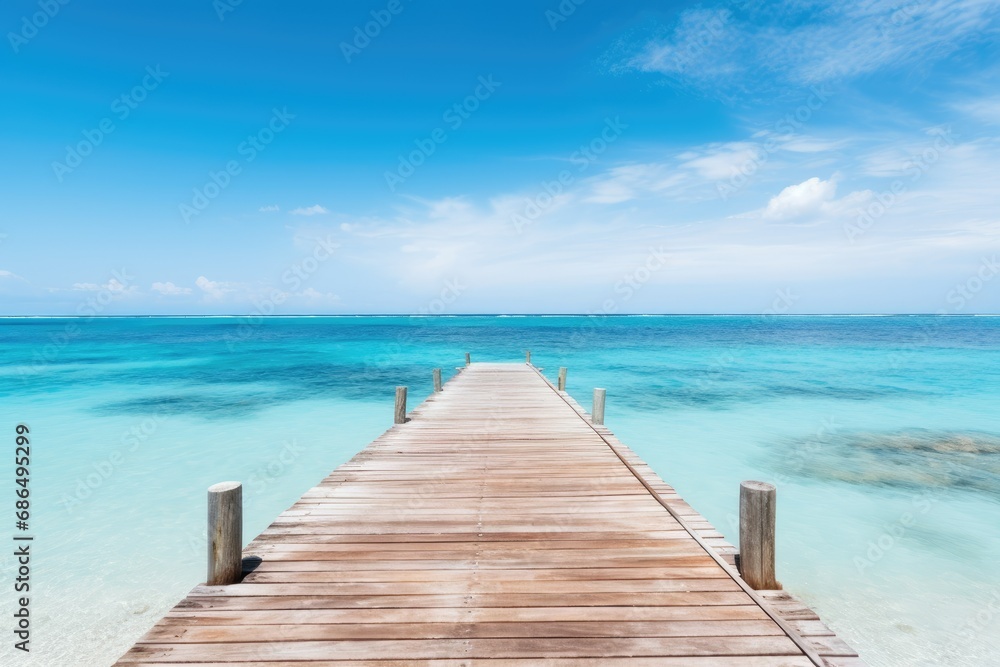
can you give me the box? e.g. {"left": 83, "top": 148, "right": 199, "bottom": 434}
{"left": 1, "top": 316, "right": 999, "bottom": 666}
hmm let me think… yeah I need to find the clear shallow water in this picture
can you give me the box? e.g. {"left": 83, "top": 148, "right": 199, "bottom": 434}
{"left": 1, "top": 315, "right": 999, "bottom": 666}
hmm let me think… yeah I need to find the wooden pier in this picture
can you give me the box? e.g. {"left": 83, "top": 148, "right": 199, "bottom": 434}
{"left": 117, "top": 362, "right": 862, "bottom": 666}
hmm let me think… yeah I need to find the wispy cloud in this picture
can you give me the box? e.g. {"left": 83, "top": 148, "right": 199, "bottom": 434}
{"left": 72, "top": 278, "right": 138, "bottom": 295}
{"left": 954, "top": 96, "right": 1000, "bottom": 125}
{"left": 584, "top": 163, "right": 686, "bottom": 204}
{"left": 259, "top": 205, "right": 280, "bottom": 212}
{"left": 151, "top": 281, "right": 192, "bottom": 296}
{"left": 0, "top": 269, "right": 27, "bottom": 281}
{"left": 290, "top": 204, "right": 329, "bottom": 216}
{"left": 620, "top": 0, "right": 1000, "bottom": 98}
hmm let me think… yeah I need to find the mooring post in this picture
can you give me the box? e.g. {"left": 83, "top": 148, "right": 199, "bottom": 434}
{"left": 739, "top": 480, "right": 778, "bottom": 590}
{"left": 465, "top": 352, "right": 471, "bottom": 366}
{"left": 525, "top": 350, "right": 531, "bottom": 365}
{"left": 557, "top": 367, "right": 567, "bottom": 391}
{"left": 207, "top": 482, "right": 242, "bottom": 586}
{"left": 592, "top": 388, "right": 606, "bottom": 425}
{"left": 432, "top": 368, "right": 442, "bottom": 393}
{"left": 394, "top": 386, "right": 408, "bottom": 424}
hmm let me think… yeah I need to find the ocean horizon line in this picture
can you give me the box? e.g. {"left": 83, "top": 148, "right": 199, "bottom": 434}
{"left": 1, "top": 313, "right": 998, "bottom": 319}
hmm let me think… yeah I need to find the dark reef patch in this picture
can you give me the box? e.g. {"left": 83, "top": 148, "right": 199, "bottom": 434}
{"left": 769, "top": 428, "right": 1000, "bottom": 496}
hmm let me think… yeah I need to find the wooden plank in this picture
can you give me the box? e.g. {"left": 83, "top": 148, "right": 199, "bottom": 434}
{"left": 116, "top": 363, "right": 862, "bottom": 666}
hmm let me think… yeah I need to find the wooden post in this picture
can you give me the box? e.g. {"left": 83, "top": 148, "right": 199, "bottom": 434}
{"left": 465, "top": 352, "right": 471, "bottom": 366}
{"left": 394, "top": 386, "right": 407, "bottom": 424}
{"left": 739, "top": 481, "right": 778, "bottom": 590}
{"left": 207, "top": 482, "right": 242, "bottom": 586}
{"left": 432, "top": 368, "right": 442, "bottom": 393}
{"left": 557, "top": 367, "right": 567, "bottom": 391}
{"left": 592, "top": 388, "right": 606, "bottom": 425}
{"left": 525, "top": 350, "right": 531, "bottom": 365}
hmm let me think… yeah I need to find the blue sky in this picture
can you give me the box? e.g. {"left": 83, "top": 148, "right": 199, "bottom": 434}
{"left": 1, "top": 0, "right": 999, "bottom": 314}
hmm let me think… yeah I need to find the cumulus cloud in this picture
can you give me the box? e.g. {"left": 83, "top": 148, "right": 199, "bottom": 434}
{"left": 290, "top": 205, "right": 329, "bottom": 216}
{"left": 195, "top": 276, "right": 235, "bottom": 300}
{"left": 151, "top": 281, "right": 192, "bottom": 296}
{"left": 763, "top": 177, "right": 838, "bottom": 219}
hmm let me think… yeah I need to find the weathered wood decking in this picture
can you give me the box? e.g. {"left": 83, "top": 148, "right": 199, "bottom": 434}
{"left": 117, "top": 363, "right": 862, "bottom": 666}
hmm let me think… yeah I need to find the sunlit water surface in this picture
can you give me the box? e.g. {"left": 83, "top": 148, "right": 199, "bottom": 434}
{"left": 1, "top": 316, "right": 998, "bottom": 666}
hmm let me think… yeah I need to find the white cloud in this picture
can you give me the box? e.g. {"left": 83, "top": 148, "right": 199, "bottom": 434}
{"left": 622, "top": 0, "right": 1000, "bottom": 95}
{"left": 954, "top": 96, "right": 1000, "bottom": 125}
{"left": 151, "top": 281, "right": 192, "bottom": 296}
{"left": 259, "top": 205, "right": 280, "bottom": 212}
{"left": 0, "top": 269, "right": 26, "bottom": 281}
{"left": 195, "top": 276, "right": 235, "bottom": 300}
{"left": 763, "top": 177, "right": 838, "bottom": 219}
{"left": 585, "top": 163, "right": 686, "bottom": 204}
{"left": 299, "top": 287, "right": 340, "bottom": 303}
{"left": 290, "top": 205, "right": 329, "bottom": 216}
{"left": 679, "top": 142, "right": 763, "bottom": 180}
{"left": 71, "top": 279, "right": 138, "bottom": 295}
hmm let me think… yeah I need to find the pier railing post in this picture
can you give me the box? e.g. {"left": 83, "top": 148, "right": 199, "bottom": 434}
{"left": 432, "top": 368, "right": 442, "bottom": 393}
{"left": 739, "top": 480, "right": 778, "bottom": 590}
{"left": 207, "top": 482, "right": 242, "bottom": 586}
{"left": 525, "top": 350, "right": 531, "bottom": 365}
{"left": 465, "top": 352, "right": 471, "bottom": 366}
{"left": 394, "top": 386, "right": 408, "bottom": 424}
{"left": 557, "top": 367, "right": 567, "bottom": 391}
{"left": 592, "top": 388, "right": 606, "bottom": 425}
